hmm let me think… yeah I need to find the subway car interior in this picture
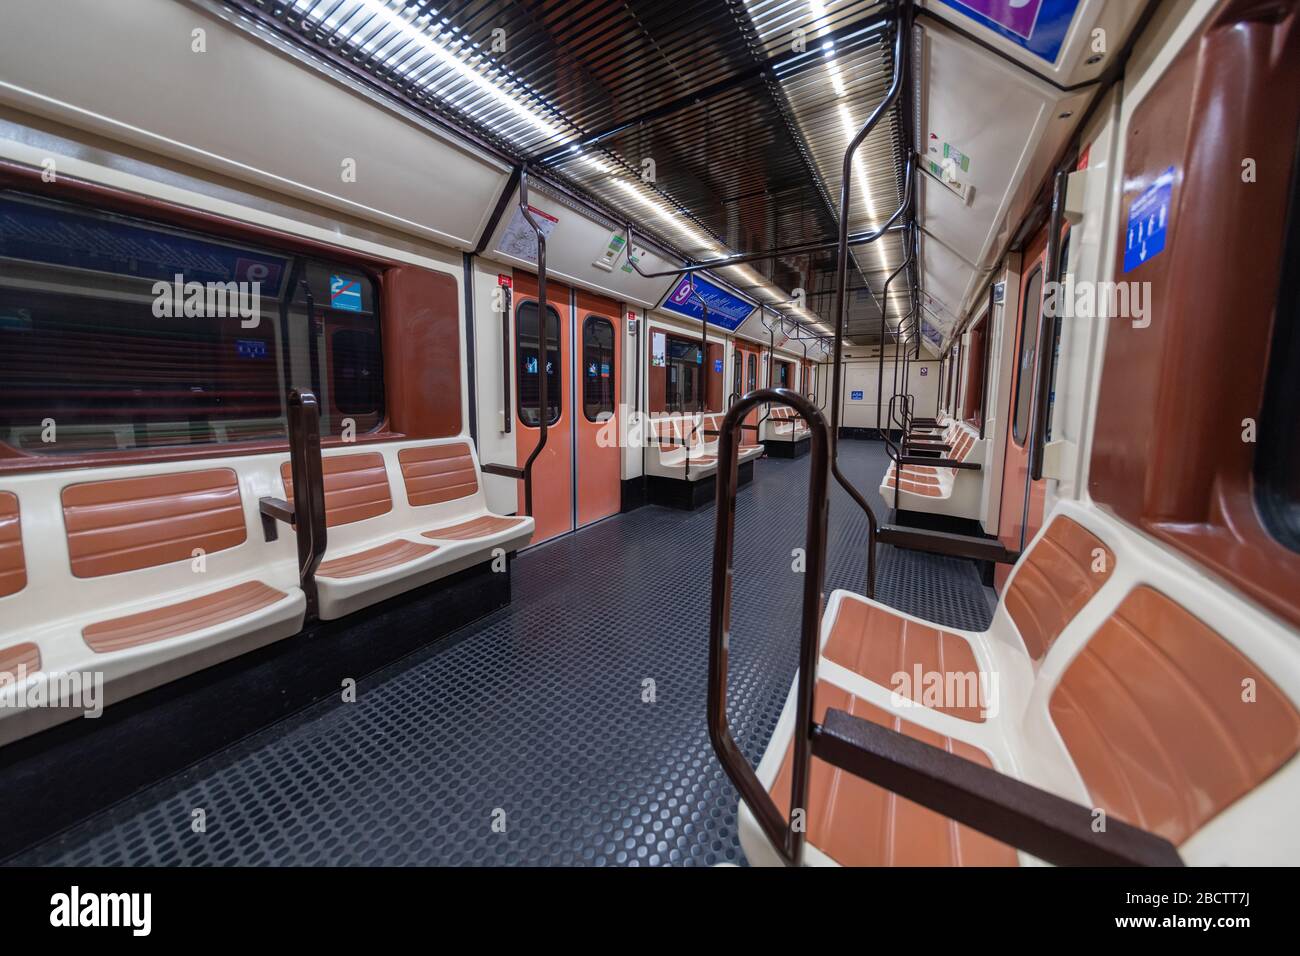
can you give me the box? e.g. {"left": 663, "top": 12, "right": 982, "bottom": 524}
{"left": 0, "top": 0, "right": 1298, "bottom": 882}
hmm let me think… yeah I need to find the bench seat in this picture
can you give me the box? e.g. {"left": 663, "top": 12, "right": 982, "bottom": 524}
{"left": 879, "top": 422, "right": 984, "bottom": 518}
{"left": 740, "top": 501, "right": 1300, "bottom": 866}
{"left": 769, "top": 680, "right": 1018, "bottom": 866}
{"left": 644, "top": 414, "right": 761, "bottom": 482}
{"left": 763, "top": 405, "right": 810, "bottom": 443}
{"left": 304, "top": 440, "right": 533, "bottom": 620}
{"left": 0, "top": 435, "right": 526, "bottom": 742}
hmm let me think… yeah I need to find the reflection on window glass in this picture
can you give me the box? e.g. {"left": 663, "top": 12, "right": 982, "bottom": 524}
{"left": 1012, "top": 266, "right": 1044, "bottom": 445}
{"left": 746, "top": 353, "right": 757, "bottom": 392}
{"left": 582, "top": 316, "right": 615, "bottom": 422}
{"left": 0, "top": 190, "right": 382, "bottom": 454}
{"left": 665, "top": 334, "right": 703, "bottom": 412}
{"left": 517, "top": 300, "right": 561, "bottom": 426}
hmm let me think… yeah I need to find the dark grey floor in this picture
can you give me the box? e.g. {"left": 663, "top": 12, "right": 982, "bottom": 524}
{"left": 11, "top": 439, "right": 992, "bottom": 866}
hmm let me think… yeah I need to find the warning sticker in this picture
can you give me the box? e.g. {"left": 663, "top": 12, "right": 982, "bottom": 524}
{"left": 329, "top": 274, "right": 362, "bottom": 312}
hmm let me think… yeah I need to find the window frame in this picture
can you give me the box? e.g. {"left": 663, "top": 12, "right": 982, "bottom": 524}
{"left": 581, "top": 314, "right": 616, "bottom": 423}
{"left": 515, "top": 298, "right": 563, "bottom": 428}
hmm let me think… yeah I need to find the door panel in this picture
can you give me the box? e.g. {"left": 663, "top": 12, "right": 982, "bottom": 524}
{"left": 513, "top": 271, "right": 572, "bottom": 544}
{"left": 995, "top": 229, "right": 1049, "bottom": 588}
{"left": 575, "top": 290, "right": 622, "bottom": 527}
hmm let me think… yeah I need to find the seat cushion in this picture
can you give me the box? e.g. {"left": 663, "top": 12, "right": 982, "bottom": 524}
{"left": 0, "top": 642, "right": 40, "bottom": 679}
{"left": 83, "top": 581, "right": 287, "bottom": 653}
{"left": 770, "top": 681, "right": 1017, "bottom": 866}
{"left": 317, "top": 539, "right": 438, "bottom": 579}
{"left": 824, "top": 595, "right": 988, "bottom": 722}
{"left": 421, "top": 514, "right": 529, "bottom": 541}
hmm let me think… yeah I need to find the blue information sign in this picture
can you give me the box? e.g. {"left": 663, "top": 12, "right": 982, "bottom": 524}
{"left": 938, "top": 0, "right": 1079, "bottom": 63}
{"left": 1124, "top": 166, "right": 1174, "bottom": 273}
{"left": 660, "top": 274, "right": 755, "bottom": 330}
{"left": 851, "top": 390, "right": 864, "bottom": 401}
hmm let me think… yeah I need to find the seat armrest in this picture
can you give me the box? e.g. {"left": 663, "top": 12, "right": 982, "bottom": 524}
{"left": 258, "top": 496, "right": 295, "bottom": 542}
{"left": 812, "top": 708, "right": 1183, "bottom": 867}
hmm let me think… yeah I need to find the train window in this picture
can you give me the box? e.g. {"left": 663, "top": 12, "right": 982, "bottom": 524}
{"left": 516, "top": 300, "right": 561, "bottom": 427}
{"left": 746, "top": 353, "right": 757, "bottom": 391}
{"left": 775, "top": 362, "right": 790, "bottom": 389}
{"left": 664, "top": 334, "right": 703, "bottom": 412}
{"left": 0, "top": 190, "right": 382, "bottom": 454}
{"left": 732, "top": 351, "right": 742, "bottom": 400}
{"left": 582, "top": 316, "right": 615, "bottom": 422}
{"left": 1012, "top": 265, "right": 1044, "bottom": 445}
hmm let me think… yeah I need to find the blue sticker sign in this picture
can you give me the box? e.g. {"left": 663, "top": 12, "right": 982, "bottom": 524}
{"left": 660, "top": 275, "right": 756, "bottom": 330}
{"left": 713, "top": 358, "right": 724, "bottom": 373}
{"left": 1124, "top": 166, "right": 1174, "bottom": 273}
{"left": 938, "top": 0, "right": 1079, "bottom": 63}
{"left": 330, "top": 274, "right": 363, "bottom": 312}
{"left": 236, "top": 338, "right": 268, "bottom": 359}
{"left": 851, "top": 390, "right": 864, "bottom": 401}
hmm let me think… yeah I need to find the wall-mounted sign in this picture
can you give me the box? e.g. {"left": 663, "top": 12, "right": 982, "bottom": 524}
{"left": 851, "top": 390, "right": 864, "bottom": 401}
{"left": 659, "top": 274, "right": 755, "bottom": 330}
{"left": 497, "top": 274, "right": 512, "bottom": 288}
{"left": 497, "top": 204, "right": 558, "bottom": 262}
{"left": 713, "top": 358, "right": 723, "bottom": 373}
{"left": 651, "top": 331, "right": 666, "bottom": 368}
{"left": 1124, "top": 166, "right": 1174, "bottom": 273}
{"left": 920, "top": 367, "right": 929, "bottom": 377}
{"left": 938, "top": 0, "right": 1080, "bottom": 64}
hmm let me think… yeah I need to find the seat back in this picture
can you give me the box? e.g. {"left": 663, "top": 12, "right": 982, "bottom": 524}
{"left": 62, "top": 469, "right": 247, "bottom": 577}
{"left": 1004, "top": 515, "right": 1114, "bottom": 660}
{"left": 281, "top": 452, "right": 391, "bottom": 527}
{"left": 0, "top": 491, "right": 26, "bottom": 598}
{"left": 1003, "top": 503, "right": 1300, "bottom": 859}
{"left": 1050, "top": 584, "right": 1300, "bottom": 846}
{"left": 397, "top": 442, "right": 479, "bottom": 507}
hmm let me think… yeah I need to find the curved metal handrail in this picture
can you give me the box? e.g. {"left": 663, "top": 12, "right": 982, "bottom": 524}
{"left": 708, "top": 388, "right": 829, "bottom": 868}
{"left": 825, "top": 4, "right": 912, "bottom": 600}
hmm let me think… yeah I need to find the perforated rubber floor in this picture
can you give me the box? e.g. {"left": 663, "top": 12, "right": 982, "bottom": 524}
{"left": 11, "top": 440, "right": 992, "bottom": 867}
